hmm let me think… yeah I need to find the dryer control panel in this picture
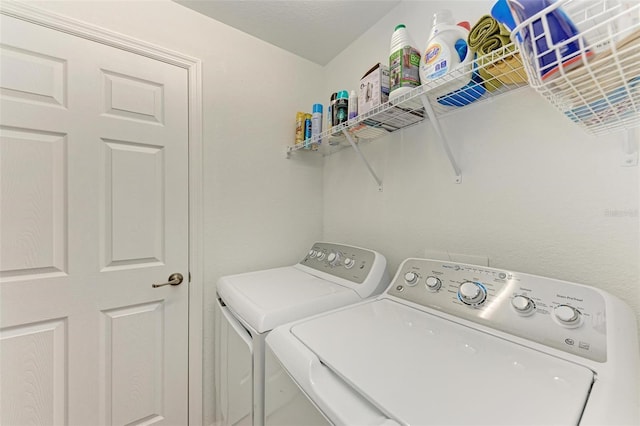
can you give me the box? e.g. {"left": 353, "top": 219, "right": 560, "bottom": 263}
{"left": 387, "top": 258, "right": 608, "bottom": 362}
{"left": 299, "top": 242, "right": 377, "bottom": 284}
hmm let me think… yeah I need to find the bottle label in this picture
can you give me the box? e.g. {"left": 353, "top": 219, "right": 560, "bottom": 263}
{"left": 304, "top": 118, "right": 312, "bottom": 140}
{"left": 389, "top": 46, "right": 421, "bottom": 92}
{"left": 311, "top": 113, "right": 322, "bottom": 146}
{"left": 421, "top": 42, "right": 451, "bottom": 80}
{"left": 335, "top": 99, "right": 348, "bottom": 124}
{"left": 295, "top": 112, "right": 305, "bottom": 145}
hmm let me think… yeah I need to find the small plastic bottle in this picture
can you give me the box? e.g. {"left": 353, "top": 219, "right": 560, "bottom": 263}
{"left": 295, "top": 112, "right": 305, "bottom": 145}
{"left": 335, "top": 90, "right": 349, "bottom": 125}
{"left": 331, "top": 92, "right": 338, "bottom": 127}
{"left": 348, "top": 90, "right": 358, "bottom": 122}
{"left": 311, "top": 103, "right": 323, "bottom": 150}
{"left": 329, "top": 92, "right": 337, "bottom": 130}
{"left": 304, "top": 113, "right": 312, "bottom": 149}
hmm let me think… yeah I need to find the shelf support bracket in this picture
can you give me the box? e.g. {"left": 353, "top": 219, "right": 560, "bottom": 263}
{"left": 342, "top": 129, "right": 383, "bottom": 191}
{"left": 622, "top": 127, "right": 638, "bottom": 167}
{"left": 420, "top": 94, "right": 462, "bottom": 183}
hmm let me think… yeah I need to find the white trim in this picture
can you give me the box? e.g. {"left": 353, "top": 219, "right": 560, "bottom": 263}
{"left": 0, "top": 2, "right": 205, "bottom": 424}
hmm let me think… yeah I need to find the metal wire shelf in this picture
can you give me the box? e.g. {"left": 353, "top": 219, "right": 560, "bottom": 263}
{"left": 287, "top": 42, "right": 529, "bottom": 157}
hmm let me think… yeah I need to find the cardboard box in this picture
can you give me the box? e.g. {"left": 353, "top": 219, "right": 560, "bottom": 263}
{"left": 358, "top": 63, "right": 389, "bottom": 116}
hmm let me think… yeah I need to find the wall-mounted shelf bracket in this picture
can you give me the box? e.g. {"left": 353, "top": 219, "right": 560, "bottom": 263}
{"left": 342, "top": 129, "right": 383, "bottom": 191}
{"left": 622, "top": 127, "right": 638, "bottom": 167}
{"left": 419, "top": 94, "right": 462, "bottom": 183}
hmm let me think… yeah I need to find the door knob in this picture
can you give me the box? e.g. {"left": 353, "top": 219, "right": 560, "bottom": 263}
{"left": 152, "top": 273, "right": 184, "bottom": 288}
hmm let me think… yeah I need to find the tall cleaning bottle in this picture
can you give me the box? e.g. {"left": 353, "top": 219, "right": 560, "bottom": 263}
{"left": 311, "top": 103, "right": 323, "bottom": 151}
{"left": 389, "top": 24, "right": 421, "bottom": 105}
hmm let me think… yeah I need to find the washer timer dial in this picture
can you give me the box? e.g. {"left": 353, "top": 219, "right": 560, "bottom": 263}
{"left": 326, "top": 251, "right": 341, "bottom": 266}
{"left": 458, "top": 281, "right": 487, "bottom": 306}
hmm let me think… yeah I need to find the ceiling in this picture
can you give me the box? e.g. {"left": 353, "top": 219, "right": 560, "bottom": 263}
{"left": 174, "top": 0, "right": 400, "bottom": 65}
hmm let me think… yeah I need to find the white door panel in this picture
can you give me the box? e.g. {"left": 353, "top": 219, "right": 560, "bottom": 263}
{"left": 1, "top": 14, "right": 189, "bottom": 426}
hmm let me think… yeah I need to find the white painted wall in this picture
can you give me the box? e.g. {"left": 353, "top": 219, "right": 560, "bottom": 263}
{"left": 25, "top": 1, "right": 324, "bottom": 424}
{"left": 323, "top": 0, "right": 640, "bottom": 339}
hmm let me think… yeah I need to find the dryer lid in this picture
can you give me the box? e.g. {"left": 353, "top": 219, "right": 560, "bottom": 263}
{"left": 217, "top": 266, "right": 358, "bottom": 333}
{"left": 290, "top": 298, "right": 594, "bottom": 425}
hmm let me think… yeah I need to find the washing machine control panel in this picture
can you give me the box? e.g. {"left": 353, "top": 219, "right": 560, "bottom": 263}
{"left": 300, "top": 242, "right": 376, "bottom": 284}
{"left": 387, "top": 258, "right": 608, "bottom": 362}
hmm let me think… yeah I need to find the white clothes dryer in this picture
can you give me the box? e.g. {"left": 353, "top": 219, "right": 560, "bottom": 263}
{"left": 214, "top": 242, "right": 389, "bottom": 426}
{"left": 265, "top": 258, "right": 639, "bottom": 426}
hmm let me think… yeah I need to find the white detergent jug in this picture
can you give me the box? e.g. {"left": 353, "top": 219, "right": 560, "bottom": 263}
{"left": 389, "top": 24, "right": 421, "bottom": 105}
{"left": 420, "top": 10, "right": 473, "bottom": 93}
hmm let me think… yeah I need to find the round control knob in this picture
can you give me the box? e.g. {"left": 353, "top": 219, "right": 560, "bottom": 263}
{"left": 343, "top": 257, "right": 355, "bottom": 269}
{"left": 404, "top": 272, "right": 419, "bottom": 286}
{"left": 554, "top": 305, "right": 581, "bottom": 326}
{"left": 308, "top": 250, "right": 317, "bottom": 258}
{"left": 316, "top": 252, "right": 326, "bottom": 261}
{"left": 327, "top": 251, "right": 341, "bottom": 266}
{"left": 458, "top": 281, "right": 487, "bottom": 306}
{"left": 425, "top": 276, "right": 442, "bottom": 291}
{"left": 511, "top": 295, "right": 535, "bottom": 315}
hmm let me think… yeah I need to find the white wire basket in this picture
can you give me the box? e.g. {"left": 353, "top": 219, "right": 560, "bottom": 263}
{"left": 511, "top": 0, "right": 640, "bottom": 135}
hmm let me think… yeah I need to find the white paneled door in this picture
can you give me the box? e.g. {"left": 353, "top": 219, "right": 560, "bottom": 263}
{"left": 0, "top": 15, "right": 189, "bottom": 425}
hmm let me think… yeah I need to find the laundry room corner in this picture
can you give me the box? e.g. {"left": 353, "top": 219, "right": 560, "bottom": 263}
{"left": 4, "top": 0, "right": 639, "bottom": 423}
{"left": 321, "top": 0, "right": 640, "bottom": 348}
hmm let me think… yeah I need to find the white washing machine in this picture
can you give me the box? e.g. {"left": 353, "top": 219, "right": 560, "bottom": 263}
{"left": 265, "top": 258, "right": 640, "bottom": 425}
{"left": 214, "top": 242, "right": 389, "bottom": 426}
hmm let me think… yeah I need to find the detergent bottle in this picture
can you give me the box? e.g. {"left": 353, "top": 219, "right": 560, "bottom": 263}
{"left": 389, "top": 24, "right": 421, "bottom": 104}
{"left": 419, "top": 10, "right": 473, "bottom": 83}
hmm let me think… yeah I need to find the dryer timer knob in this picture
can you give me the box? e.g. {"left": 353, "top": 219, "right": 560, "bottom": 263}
{"left": 327, "top": 251, "right": 341, "bottom": 266}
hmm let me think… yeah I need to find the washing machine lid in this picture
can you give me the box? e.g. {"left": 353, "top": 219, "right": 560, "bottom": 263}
{"left": 217, "top": 266, "right": 359, "bottom": 333}
{"left": 290, "top": 298, "right": 595, "bottom": 426}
